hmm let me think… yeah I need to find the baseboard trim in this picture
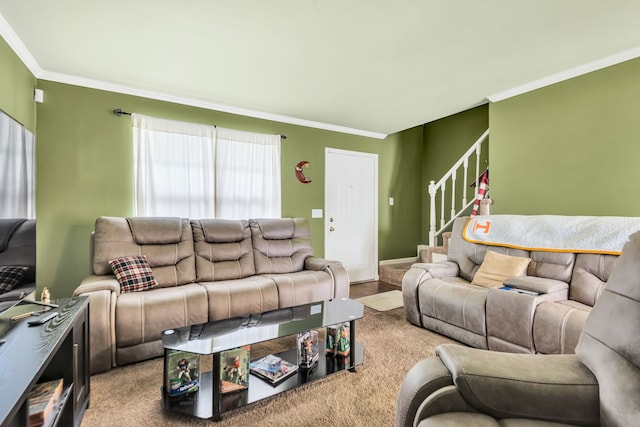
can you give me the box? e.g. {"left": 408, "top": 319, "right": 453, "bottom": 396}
{"left": 379, "top": 257, "right": 417, "bottom": 266}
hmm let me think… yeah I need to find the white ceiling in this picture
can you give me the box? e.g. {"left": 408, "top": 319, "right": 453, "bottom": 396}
{"left": 2, "top": 1, "right": 640, "bottom": 138}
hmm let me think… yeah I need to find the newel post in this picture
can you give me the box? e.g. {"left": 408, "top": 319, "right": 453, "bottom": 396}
{"left": 428, "top": 180, "right": 436, "bottom": 246}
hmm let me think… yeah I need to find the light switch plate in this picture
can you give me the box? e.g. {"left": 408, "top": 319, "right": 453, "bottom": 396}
{"left": 389, "top": 197, "right": 394, "bottom": 206}
{"left": 312, "top": 209, "right": 323, "bottom": 218}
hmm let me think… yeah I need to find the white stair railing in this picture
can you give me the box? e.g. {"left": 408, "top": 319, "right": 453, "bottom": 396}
{"left": 428, "top": 129, "right": 489, "bottom": 246}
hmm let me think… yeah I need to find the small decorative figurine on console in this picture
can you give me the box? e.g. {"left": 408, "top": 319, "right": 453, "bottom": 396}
{"left": 41, "top": 287, "right": 51, "bottom": 305}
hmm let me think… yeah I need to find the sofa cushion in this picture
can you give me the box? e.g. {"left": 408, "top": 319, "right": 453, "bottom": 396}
{"left": 127, "top": 217, "right": 183, "bottom": 244}
{"left": 419, "top": 276, "right": 488, "bottom": 337}
{"left": 262, "top": 270, "right": 335, "bottom": 308}
{"left": 0, "top": 219, "right": 27, "bottom": 252}
{"left": 92, "top": 216, "right": 196, "bottom": 287}
{"left": 533, "top": 301, "right": 591, "bottom": 354}
{"left": 569, "top": 253, "right": 617, "bottom": 307}
{"left": 0, "top": 265, "right": 28, "bottom": 293}
{"left": 250, "top": 218, "right": 313, "bottom": 274}
{"left": 448, "top": 219, "right": 530, "bottom": 282}
{"left": 527, "top": 251, "right": 575, "bottom": 283}
{"left": 115, "top": 283, "right": 208, "bottom": 347}
{"left": 200, "top": 276, "right": 279, "bottom": 321}
{"left": 192, "top": 219, "right": 256, "bottom": 281}
{"left": 471, "top": 251, "right": 531, "bottom": 288}
{"left": 109, "top": 255, "right": 158, "bottom": 293}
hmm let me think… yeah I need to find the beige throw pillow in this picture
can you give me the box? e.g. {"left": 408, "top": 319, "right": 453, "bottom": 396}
{"left": 471, "top": 250, "right": 531, "bottom": 288}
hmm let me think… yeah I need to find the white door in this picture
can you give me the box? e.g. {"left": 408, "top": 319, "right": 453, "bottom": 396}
{"left": 325, "top": 148, "right": 378, "bottom": 283}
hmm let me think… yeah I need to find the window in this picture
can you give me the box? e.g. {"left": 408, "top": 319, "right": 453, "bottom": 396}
{"left": 133, "top": 114, "right": 281, "bottom": 219}
{"left": 0, "top": 110, "right": 35, "bottom": 219}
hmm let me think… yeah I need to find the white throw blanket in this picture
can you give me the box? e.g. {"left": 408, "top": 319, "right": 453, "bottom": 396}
{"left": 463, "top": 215, "right": 640, "bottom": 255}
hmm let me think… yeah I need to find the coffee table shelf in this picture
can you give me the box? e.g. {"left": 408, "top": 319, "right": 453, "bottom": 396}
{"left": 161, "top": 298, "right": 364, "bottom": 421}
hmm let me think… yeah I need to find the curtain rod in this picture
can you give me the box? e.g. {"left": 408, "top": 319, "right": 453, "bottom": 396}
{"left": 112, "top": 108, "right": 131, "bottom": 116}
{"left": 112, "top": 108, "right": 287, "bottom": 139}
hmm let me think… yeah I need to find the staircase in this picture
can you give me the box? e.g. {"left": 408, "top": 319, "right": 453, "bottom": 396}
{"left": 419, "top": 232, "right": 452, "bottom": 263}
{"left": 379, "top": 262, "right": 414, "bottom": 287}
{"left": 425, "top": 128, "right": 490, "bottom": 256}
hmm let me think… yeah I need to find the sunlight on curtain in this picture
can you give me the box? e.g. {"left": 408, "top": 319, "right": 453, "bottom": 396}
{"left": 133, "top": 114, "right": 281, "bottom": 219}
{"left": 133, "top": 114, "right": 216, "bottom": 217}
{"left": 215, "top": 127, "right": 281, "bottom": 219}
{"left": 0, "top": 111, "right": 35, "bottom": 219}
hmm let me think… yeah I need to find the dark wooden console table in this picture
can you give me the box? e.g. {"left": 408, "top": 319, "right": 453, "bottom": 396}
{"left": 0, "top": 296, "right": 90, "bottom": 427}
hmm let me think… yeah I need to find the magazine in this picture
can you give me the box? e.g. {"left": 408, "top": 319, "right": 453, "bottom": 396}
{"left": 165, "top": 350, "right": 200, "bottom": 397}
{"left": 220, "top": 346, "right": 250, "bottom": 393}
{"left": 249, "top": 354, "right": 298, "bottom": 386}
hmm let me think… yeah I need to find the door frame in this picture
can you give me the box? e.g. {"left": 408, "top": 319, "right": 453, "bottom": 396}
{"left": 324, "top": 147, "right": 379, "bottom": 282}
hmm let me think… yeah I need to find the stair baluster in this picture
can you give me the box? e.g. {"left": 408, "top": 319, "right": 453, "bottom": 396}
{"left": 428, "top": 128, "right": 489, "bottom": 247}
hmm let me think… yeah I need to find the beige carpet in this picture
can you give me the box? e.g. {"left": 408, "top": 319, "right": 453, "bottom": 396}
{"left": 356, "top": 290, "right": 404, "bottom": 311}
{"left": 81, "top": 307, "right": 453, "bottom": 427}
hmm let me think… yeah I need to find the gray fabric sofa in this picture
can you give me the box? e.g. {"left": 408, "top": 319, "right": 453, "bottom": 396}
{"left": 402, "top": 216, "right": 619, "bottom": 354}
{"left": 74, "top": 216, "right": 349, "bottom": 374}
{"left": 0, "top": 219, "right": 36, "bottom": 310}
{"left": 395, "top": 229, "right": 640, "bottom": 427}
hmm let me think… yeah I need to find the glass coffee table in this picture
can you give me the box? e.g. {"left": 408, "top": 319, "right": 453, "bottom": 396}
{"left": 161, "top": 298, "right": 364, "bottom": 421}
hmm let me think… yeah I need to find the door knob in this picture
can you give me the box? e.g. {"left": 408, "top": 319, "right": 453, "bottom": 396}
{"left": 329, "top": 227, "right": 335, "bottom": 232}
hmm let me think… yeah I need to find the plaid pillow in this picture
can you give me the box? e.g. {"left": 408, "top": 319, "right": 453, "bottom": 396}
{"left": 108, "top": 255, "right": 158, "bottom": 293}
{"left": 0, "top": 266, "right": 28, "bottom": 293}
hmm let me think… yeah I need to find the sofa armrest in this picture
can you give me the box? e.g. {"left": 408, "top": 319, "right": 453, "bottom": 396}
{"left": 436, "top": 344, "right": 600, "bottom": 425}
{"left": 74, "top": 275, "right": 120, "bottom": 374}
{"left": 402, "top": 261, "right": 460, "bottom": 326}
{"left": 395, "top": 356, "right": 458, "bottom": 427}
{"left": 410, "top": 261, "right": 459, "bottom": 278}
{"left": 74, "top": 274, "right": 121, "bottom": 296}
{"left": 304, "top": 256, "right": 338, "bottom": 271}
{"left": 503, "top": 276, "right": 568, "bottom": 295}
{"left": 304, "top": 257, "right": 350, "bottom": 299}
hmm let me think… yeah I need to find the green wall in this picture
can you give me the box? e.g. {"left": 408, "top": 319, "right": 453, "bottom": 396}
{"left": 422, "top": 105, "right": 489, "bottom": 243}
{"left": 490, "top": 57, "right": 640, "bottom": 215}
{"left": 0, "top": 36, "right": 36, "bottom": 131}
{"left": 8, "top": 31, "right": 640, "bottom": 298}
{"left": 35, "top": 81, "right": 424, "bottom": 297}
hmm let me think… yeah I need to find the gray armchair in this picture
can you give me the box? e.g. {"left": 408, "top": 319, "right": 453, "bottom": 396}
{"left": 396, "top": 230, "right": 640, "bottom": 427}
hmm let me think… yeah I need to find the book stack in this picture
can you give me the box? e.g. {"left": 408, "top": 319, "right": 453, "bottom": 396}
{"left": 28, "top": 378, "right": 63, "bottom": 427}
{"left": 249, "top": 354, "right": 298, "bottom": 386}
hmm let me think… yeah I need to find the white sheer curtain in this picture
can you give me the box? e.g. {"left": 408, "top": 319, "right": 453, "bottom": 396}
{"left": 132, "top": 114, "right": 281, "bottom": 219}
{"left": 215, "top": 127, "right": 281, "bottom": 219}
{"left": 0, "top": 111, "right": 35, "bottom": 219}
{"left": 133, "top": 114, "right": 216, "bottom": 218}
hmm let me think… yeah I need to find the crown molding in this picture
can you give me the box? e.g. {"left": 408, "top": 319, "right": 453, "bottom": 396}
{"left": 39, "top": 70, "right": 388, "bottom": 139}
{"left": 487, "top": 45, "right": 640, "bottom": 103}
{"left": 0, "top": 12, "right": 42, "bottom": 75}
{"left": 0, "top": 11, "right": 386, "bottom": 139}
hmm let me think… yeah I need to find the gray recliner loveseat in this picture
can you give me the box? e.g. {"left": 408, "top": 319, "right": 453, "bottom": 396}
{"left": 395, "top": 228, "right": 640, "bottom": 426}
{"left": 403, "top": 216, "right": 625, "bottom": 354}
{"left": 74, "top": 216, "right": 349, "bottom": 374}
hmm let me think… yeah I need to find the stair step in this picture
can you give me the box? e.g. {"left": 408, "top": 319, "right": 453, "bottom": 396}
{"left": 379, "top": 262, "right": 413, "bottom": 287}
